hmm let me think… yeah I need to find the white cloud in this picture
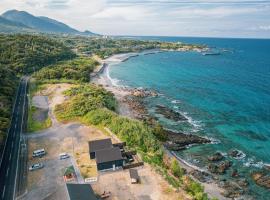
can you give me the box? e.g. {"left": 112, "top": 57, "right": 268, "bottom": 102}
{"left": 0, "top": 0, "right": 270, "bottom": 37}
{"left": 259, "top": 25, "right": 270, "bottom": 31}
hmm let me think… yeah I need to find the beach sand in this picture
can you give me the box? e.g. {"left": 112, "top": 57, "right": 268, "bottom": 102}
{"left": 91, "top": 52, "right": 228, "bottom": 200}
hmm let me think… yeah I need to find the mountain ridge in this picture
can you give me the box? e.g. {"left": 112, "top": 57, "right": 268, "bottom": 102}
{"left": 0, "top": 9, "right": 98, "bottom": 36}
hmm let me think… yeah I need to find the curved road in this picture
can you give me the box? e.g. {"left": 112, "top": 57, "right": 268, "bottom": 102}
{"left": 0, "top": 77, "right": 28, "bottom": 200}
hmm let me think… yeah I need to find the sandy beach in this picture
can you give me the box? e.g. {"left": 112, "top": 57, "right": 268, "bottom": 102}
{"left": 91, "top": 52, "right": 229, "bottom": 200}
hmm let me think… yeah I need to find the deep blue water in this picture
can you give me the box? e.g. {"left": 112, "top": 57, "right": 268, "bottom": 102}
{"left": 109, "top": 37, "right": 270, "bottom": 199}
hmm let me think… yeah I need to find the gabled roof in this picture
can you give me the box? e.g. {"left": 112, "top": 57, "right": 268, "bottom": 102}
{"left": 66, "top": 184, "right": 98, "bottom": 200}
{"left": 96, "top": 147, "right": 123, "bottom": 164}
{"left": 88, "top": 138, "right": 112, "bottom": 153}
{"left": 129, "top": 169, "right": 139, "bottom": 179}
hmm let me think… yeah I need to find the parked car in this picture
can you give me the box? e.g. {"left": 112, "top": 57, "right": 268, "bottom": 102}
{"left": 59, "top": 153, "right": 70, "bottom": 160}
{"left": 29, "top": 163, "right": 44, "bottom": 171}
{"left": 32, "top": 149, "right": 46, "bottom": 157}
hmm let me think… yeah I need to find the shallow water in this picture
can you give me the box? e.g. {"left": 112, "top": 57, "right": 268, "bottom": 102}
{"left": 109, "top": 37, "right": 270, "bottom": 199}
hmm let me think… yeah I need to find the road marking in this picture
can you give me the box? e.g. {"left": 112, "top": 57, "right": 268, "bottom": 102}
{"left": 2, "top": 185, "right": 6, "bottom": 199}
{"left": 6, "top": 167, "right": 9, "bottom": 177}
{"left": 11, "top": 141, "right": 14, "bottom": 149}
{"left": 9, "top": 153, "right": 12, "bottom": 161}
{"left": 15, "top": 124, "right": 17, "bottom": 129}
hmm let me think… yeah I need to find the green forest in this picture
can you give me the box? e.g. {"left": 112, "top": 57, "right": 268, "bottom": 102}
{"left": 34, "top": 57, "right": 99, "bottom": 83}
{"left": 0, "top": 34, "right": 75, "bottom": 146}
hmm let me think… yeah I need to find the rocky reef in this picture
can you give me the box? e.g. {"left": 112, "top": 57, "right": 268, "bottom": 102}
{"left": 252, "top": 172, "right": 270, "bottom": 189}
{"left": 164, "top": 129, "right": 211, "bottom": 151}
{"left": 155, "top": 104, "right": 187, "bottom": 121}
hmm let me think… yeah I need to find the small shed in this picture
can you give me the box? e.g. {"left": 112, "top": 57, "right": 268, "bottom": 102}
{"left": 66, "top": 183, "right": 98, "bottom": 200}
{"left": 129, "top": 169, "right": 139, "bottom": 184}
{"left": 89, "top": 138, "right": 112, "bottom": 159}
{"left": 96, "top": 147, "right": 124, "bottom": 171}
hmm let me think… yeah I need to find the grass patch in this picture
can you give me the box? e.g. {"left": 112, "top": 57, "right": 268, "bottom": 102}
{"left": 27, "top": 106, "right": 52, "bottom": 133}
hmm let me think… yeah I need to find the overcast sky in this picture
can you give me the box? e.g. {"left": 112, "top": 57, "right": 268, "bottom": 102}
{"left": 1, "top": 0, "right": 270, "bottom": 38}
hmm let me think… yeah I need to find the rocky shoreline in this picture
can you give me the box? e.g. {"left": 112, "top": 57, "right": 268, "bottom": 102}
{"left": 91, "top": 52, "right": 270, "bottom": 200}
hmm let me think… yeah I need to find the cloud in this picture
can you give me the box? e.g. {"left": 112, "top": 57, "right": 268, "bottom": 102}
{"left": 259, "top": 25, "right": 270, "bottom": 30}
{"left": 0, "top": 0, "right": 270, "bottom": 37}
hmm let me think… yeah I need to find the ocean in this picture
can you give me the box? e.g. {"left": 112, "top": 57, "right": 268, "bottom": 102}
{"left": 108, "top": 37, "right": 270, "bottom": 199}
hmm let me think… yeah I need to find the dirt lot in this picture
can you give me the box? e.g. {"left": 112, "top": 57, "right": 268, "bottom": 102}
{"left": 23, "top": 83, "right": 191, "bottom": 200}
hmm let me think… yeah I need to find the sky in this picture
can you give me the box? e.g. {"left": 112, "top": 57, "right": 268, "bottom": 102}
{"left": 0, "top": 0, "right": 270, "bottom": 38}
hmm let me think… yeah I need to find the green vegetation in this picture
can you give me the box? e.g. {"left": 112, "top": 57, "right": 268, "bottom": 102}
{"left": 27, "top": 106, "right": 52, "bottom": 132}
{"left": 0, "top": 34, "right": 75, "bottom": 74}
{"left": 54, "top": 84, "right": 211, "bottom": 200}
{"left": 56, "top": 36, "right": 205, "bottom": 59}
{"left": 0, "top": 65, "right": 18, "bottom": 144}
{"left": 0, "top": 34, "right": 75, "bottom": 142}
{"left": 34, "top": 57, "right": 99, "bottom": 83}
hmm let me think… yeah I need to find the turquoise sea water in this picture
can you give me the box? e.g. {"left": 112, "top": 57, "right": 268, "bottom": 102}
{"left": 109, "top": 37, "right": 270, "bottom": 199}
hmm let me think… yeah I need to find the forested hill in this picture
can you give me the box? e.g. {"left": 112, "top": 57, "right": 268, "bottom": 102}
{"left": 0, "top": 34, "right": 75, "bottom": 148}
{"left": 0, "top": 34, "right": 75, "bottom": 74}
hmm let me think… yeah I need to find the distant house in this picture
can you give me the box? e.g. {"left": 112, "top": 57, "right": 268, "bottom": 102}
{"left": 89, "top": 138, "right": 112, "bottom": 159}
{"left": 96, "top": 147, "right": 124, "bottom": 171}
{"left": 129, "top": 169, "right": 139, "bottom": 184}
{"left": 66, "top": 183, "right": 98, "bottom": 200}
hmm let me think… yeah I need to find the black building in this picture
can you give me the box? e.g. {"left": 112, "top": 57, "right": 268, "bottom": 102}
{"left": 96, "top": 147, "right": 124, "bottom": 171}
{"left": 66, "top": 183, "right": 98, "bottom": 200}
{"left": 89, "top": 138, "right": 112, "bottom": 159}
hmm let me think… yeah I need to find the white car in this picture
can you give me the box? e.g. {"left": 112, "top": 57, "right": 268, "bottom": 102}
{"left": 29, "top": 163, "right": 44, "bottom": 171}
{"left": 59, "top": 153, "right": 70, "bottom": 160}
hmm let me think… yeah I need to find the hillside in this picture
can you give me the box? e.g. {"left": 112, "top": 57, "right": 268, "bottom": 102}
{"left": 0, "top": 34, "right": 75, "bottom": 148}
{"left": 1, "top": 10, "right": 97, "bottom": 36}
{"left": 0, "top": 16, "right": 34, "bottom": 33}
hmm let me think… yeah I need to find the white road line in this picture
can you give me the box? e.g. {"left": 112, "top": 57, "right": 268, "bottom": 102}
{"left": 2, "top": 185, "right": 6, "bottom": 199}
{"left": 6, "top": 167, "right": 9, "bottom": 177}
{"left": 11, "top": 141, "right": 14, "bottom": 149}
{"left": 15, "top": 124, "right": 17, "bottom": 129}
{"left": 9, "top": 153, "right": 12, "bottom": 161}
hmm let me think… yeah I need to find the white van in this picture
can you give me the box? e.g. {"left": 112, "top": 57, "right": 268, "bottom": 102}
{"left": 32, "top": 149, "right": 46, "bottom": 157}
{"left": 59, "top": 153, "right": 69, "bottom": 160}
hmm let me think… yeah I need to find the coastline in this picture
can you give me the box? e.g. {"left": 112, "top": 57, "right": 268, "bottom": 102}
{"left": 91, "top": 51, "right": 229, "bottom": 200}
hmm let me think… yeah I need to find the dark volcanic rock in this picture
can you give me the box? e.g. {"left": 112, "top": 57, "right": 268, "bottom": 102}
{"left": 229, "top": 149, "right": 245, "bottom": 159}
{"left": 231, "top": 169, "right": 239, "bottom": 177}
{"left": 189, "top": 170, "right": 213, "bottom": 183}
{"left": 252, "top": 172, "right": 270, "bottom": 189}
{"left": 155, "top": 104, "right": 187, "bottom": 121}
{"left": 237, "top": 178, "right": 249, "bottom": 187}
{"left": 164, "top": 130, "right": 211, "bottom": 151}
{"left": 208, "top": 160, "right": 232, "bottom": 174}
{"left": 219, "top": 180, "right": 245, "bottom": 198}
{"left": 208, "top": 152, "right": 224, "bottom": 162}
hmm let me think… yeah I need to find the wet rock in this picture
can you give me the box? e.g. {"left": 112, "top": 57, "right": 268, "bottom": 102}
{"left": 219, "top": 180, "right": 244, "bottom": 198}
{"left": 208, "top": 160, "right": 232, "bottom": 174}
{"left": 155, "top": 104, "right": 187, "bottom": 121}
{"left": 231, "top": 169, "right": 239, "bottom": 177}
{"left": 237, "top": 178, "right": 249, "bottom": 187}
{"left": 131, "top": 88, "right": 158, "bottom": 98}
{"left": 252, "top": 172, "right": 270, "bottom": 189}
{"left": 189, "top": 170, "right": 213, "bottom": 183}
{"left": 208, "top": 152, "right": 224, "bottom": 162}
{"left": 164, "top": 130, "right": 211, "bottom": 151}
{"left": 229, "top": 149, "right": 246, "bottom": 159}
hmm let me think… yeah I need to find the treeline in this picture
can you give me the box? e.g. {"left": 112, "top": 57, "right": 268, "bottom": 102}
{"left": 57, "top": 36, "right": 204, "bottom": 59}
{"left": 54, "top": 84, "right": 214, "bottom": 200}
{"left": 0, "top": 34, "right": 75, "bottom": 149}
{"left": 0, "top": 65, "right": 18, "bottom": 143}
{"left": 0, "top": 34, "right": 75, "bottom": 74}
{"left": 34, "top": 57, "right": 99, "bottom": 83}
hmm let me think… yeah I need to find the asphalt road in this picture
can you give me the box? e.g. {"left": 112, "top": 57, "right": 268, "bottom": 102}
{"left": 0, "top": 77, "right": 28, "bottom": 200}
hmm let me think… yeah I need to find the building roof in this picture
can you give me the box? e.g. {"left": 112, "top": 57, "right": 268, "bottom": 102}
{"left": 129, "top": 169, "right": 139, "bottom": 180}
{"left": 66, "top": 184, "right": 98, "bottom": 200}
{"left": 95, "top": 147, "right": 123, "bottom": 164}
{"left": 89, "top": 138, "right": 112, "bottom": 153}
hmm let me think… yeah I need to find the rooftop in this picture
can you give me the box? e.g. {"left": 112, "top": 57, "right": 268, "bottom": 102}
{"left": 89, "top": 138, "right": 112, "bottom": 153}
{"left": 96, "top": 147, "right": 123, "bottom": 164}
{"left": 66, "top": 183, "right": 98, "bottom": 200}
